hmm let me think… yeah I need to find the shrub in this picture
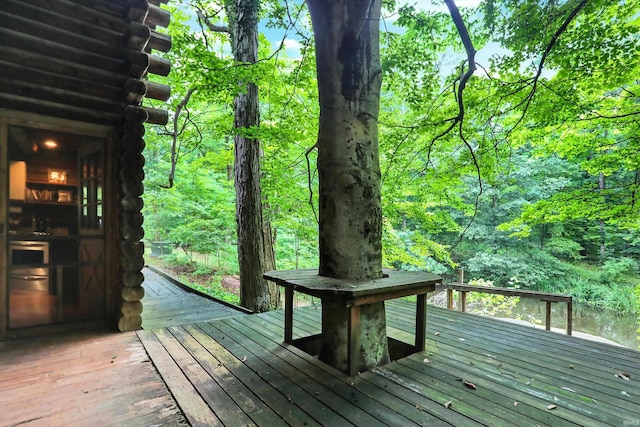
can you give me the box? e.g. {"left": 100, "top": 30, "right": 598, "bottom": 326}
{"left": 466, "top": 278, "right": 521, "bottom": 317}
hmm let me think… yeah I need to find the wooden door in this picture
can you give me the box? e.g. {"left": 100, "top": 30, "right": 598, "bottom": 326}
{"left": 75, "top": 142, "right": 105, "bottom": 319}
{"left": 0, "top": 119, "right": 7, "bottom": 338}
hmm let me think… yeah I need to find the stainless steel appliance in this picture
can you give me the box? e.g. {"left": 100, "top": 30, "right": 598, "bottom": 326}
{"left": 9, "top": 241, "right": 50, "bottom": 291}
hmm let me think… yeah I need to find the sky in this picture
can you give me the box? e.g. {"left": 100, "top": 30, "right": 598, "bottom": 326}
{"left": 418, "top": 0, "right": 483, "bottom": 12}
{"left": 278, "top": 0, "right": 487, "bottom": 60}
{"left": 184, "top": 0, "right": 488, "bottom": 61}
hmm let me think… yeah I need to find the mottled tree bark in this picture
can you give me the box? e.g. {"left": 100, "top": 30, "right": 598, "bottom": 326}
{"left": 230, "top": 0, "right": 269, "bottom": 312}
{"left": 307, "top": 0, "right": 389, "bottom": 373}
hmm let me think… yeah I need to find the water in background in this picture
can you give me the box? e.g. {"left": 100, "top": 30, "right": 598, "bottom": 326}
{"left": 432, "top": 291, "right": 639, "bottom": 350}
{"left": 511, "top": 299, "right": 638, "bottom": 349}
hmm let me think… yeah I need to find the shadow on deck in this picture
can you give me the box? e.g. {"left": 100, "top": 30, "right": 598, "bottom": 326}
{"left": 139, "top": 293, "right": 640, "bottom": 426}
{"left": 2, "top": 270, "right": 638, "bottom": 426}
{"left": 141, "top": 266, "right": 249, "bottom": 330}
{"left": 0, "top": 328, "right": 186, "bottom": 426}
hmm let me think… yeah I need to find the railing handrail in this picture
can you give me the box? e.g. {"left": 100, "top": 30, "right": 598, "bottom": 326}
{"left": 444, "top": 282, "right": 573, "bottom": 335}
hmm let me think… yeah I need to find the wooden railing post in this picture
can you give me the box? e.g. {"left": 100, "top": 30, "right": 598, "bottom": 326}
{"left": 284, "top": 287, "right": 293, "bottom": 343}
{"left": 545, "top": 301, "right": 552, "bottom": 331}
{"left": 444, "top": 283, "right": 573, "bottom": 335}
{"left": 460, "top": 291, "right": 467, "bottom": 312}
{"left": 567, "top": 299, "right": 573, "bottom": 336}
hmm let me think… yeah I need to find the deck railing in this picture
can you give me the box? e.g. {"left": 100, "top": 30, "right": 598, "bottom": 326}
{"left": 445, "top": 282, "right": 573, "bottom": 335}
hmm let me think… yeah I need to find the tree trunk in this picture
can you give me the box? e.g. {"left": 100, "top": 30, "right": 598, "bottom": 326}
{"left": 230, "top": 0, "right": 269, "bottom": 312}
{"left": 262, "top": 210, "right": 280, "bottom": 309}
{"left": 599, "top": 171, "right": 606, "bottom": 263}
{"left": 307, "top": 0, "right": 388, "bottom": 373}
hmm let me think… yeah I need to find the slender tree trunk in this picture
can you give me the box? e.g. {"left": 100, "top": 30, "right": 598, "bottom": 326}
{"left": 599, "top": 171, "right": 606, "bottom": 263}
{"left": 598, "top": 129, "right": 607, "bottom": 264}
{"left": 230, "top": 0, "right": 269, "bottom": 312}
{"left": 307, "top": 0, "right": 388, "bottom": 373}
{"left": 262, "top": 210, "right": 280, "bottom": 309}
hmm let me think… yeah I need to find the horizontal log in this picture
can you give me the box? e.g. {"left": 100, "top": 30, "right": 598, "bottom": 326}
{"left": 145, "top": 80, "right": 171, "bottom": 101}
{"left": 0, "top": 59, "right": 124, "bottom": 103}
{"left": 84, "top": 0, "right": 127, "bottom": 16}
{"left": 122, "top": 211, "right": 144, "bottom": 229}
{"left": 121, "top": 195, "right": 144, "bottom": 212}
{"left": 0, "top": 45, "right": 126, "bottom": 87}
{"left": 0, "top": 11, "right": 125, "bottom": 61}
{"left": 120, "top": 169, "right": 145, "bottom": 183}
{"left": 0, "top": 28, "right": 125, "bottom": 74}
{"left": 127, "top": 51, "right": 171, "bottom": 77}
{"left": 124, "top": 105, "right": 169, "bottom": 125}
{"left": 126, "top": 0, "right": 149, "bottom": 24}
{"left": 122, "top": 224, "right": 145, "bottom": 242}
{"left": 122, "top": 120, "right": 146, "bottom": 137}
{"left": 117, "top": 314, "right": 142, "bottom": 332}
{"left": 0, "top": 93, "right": 120, "bottom": 125}
{"left": 121, "top": 241, "right": 145, "bottom": 258}
{"left": 0, "top": 75, "right": 124, "bottom": 117}
{"left": 125, "top": 78, "right": 147, "bottom": 104}
{"left": 18, "top": 0, "right": 127, "bottom": 33}
{"left": 121, "top": 286, "right": 145, "bottom": 302}
{"left": 123, "top": 104, "right": 149, "bottom": 122}
{"left": 126, "top": 51, "right": 150, "bottom": 78}
{"left": 121, "top": 180, "right": 145, "bottom": 198}
{"left": 144, "top": 106, "right": 169, "bottom": 125}
{"left": 120, "top": 134, "right": 146, "bottom": 151}
{"left": 2, "top": 0, "right": 127, "bottom": 46}
{"left": 146, "top": 3, "right": 170, "bottom": 28}
{"left": 124, "top": 78, "right": 171, "bottom": 103}
{"left": 148, "top": 29, "right": 171, "bottom": 53}
{"left": 148, "top": 54, "right": 171, "bottom": 76}
{"left": 120, "top": 153, "right": 145, "bottom": 171}
{"left": 127, "top": 21, "right": 150, "bottom": 51}
{"left": 123, "top": 271, "right": 145, "bottom": 287}
{"left": 122, "top": 253, "right": 145, "bottom": 272}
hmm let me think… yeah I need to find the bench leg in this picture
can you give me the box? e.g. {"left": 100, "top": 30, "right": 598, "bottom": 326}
{"left": 567, "top": 299, "right": 573, "bottom": 335}
{"left": 460, "top": 291, "right": 467, "bottom": 312}
{"left": 545, "top": 301, "right": 552, "bottom": 331}
{"left": 348, "top": 305, "right": 361, "bottom": 376}
{"left": 416, "top": 294, "right": 427, "bottom": 351}
{"left": 284, "top": 287, "right": 293, "bottom": 343}
{"left": 446, "top": 289, "right": 453, "bottom": 310}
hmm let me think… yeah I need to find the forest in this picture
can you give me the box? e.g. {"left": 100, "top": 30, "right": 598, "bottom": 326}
{"left": 141, "top": 0, "right": 639, "bottom": 336}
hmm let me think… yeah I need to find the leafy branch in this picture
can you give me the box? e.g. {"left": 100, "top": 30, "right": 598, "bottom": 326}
{"left": 161, "top": 87, "right": 199, "bottom": 189}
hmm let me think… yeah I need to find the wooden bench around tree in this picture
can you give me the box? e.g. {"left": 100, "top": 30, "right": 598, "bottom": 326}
{"left": 445, "top": 282, "right": 573, "bottom": 335}
{"left": 264, "top": 269, "right": 441, "bottom": 376}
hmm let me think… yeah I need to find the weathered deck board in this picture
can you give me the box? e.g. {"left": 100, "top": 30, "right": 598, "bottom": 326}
{"left": 137, "top": 329, "right": 224, "bottom": 427}
{"left": 224, "top": 314, "right": 461, "bottom": 427}
{"left": 3, "top": 271, "right": 638, "bottom": 427}
{"left": 0, "top": 329, "right": 185, "bottom": 427}
{"left": 207, "top": 318, "right": 414, "bottom": 426}
{"left": 267, "top": 307, "right": 588, "bottom": 425}
{"left": 141, "top": 300, "right": 639, "bottom": 427}
{"left": 141, "top": 267, "right": 245, "bottom": 330}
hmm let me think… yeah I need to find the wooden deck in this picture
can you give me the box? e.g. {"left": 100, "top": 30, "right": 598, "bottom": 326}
{"left": 141, "top": 267, "right": 248, "bottom": 330}
{"left": 140, "top": 298, "right": 640, "bottom": 426}
{"left": 0, "top": 329, "right": 185, "bottom": 427}
{"left": 2, "top": 270, "right": 638, "bottom": 426}
{"left": 0, "top": 267, "right": 245, "bottom": 427}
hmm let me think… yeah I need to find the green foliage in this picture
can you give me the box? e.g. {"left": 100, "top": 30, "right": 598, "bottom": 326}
{"left": 157, "top": 257, "right": 239, "bottom": 304}
{"left": 465, "top": 278, "right": 520, "bottom": 318}
{"left": 636, "top": 284, "right": 640, "bottom": 350}
{"left": 545, "top": 237, "right": 584, "bottom": 261}
{"left": 601, "top": 258, "right": 639, "bottom": 280}
{"left": 140, "top": 1, "right": 640, "bottom": 323}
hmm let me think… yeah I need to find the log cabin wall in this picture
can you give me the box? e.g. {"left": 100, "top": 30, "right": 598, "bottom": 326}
{"left": 0, "top": 0, "right": 172, "bottom": 333}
